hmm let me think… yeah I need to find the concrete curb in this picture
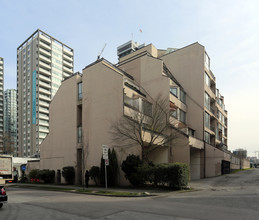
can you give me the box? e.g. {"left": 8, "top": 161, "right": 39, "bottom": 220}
{"left": 8, "top": 184, "right": 158, "bottom": 198}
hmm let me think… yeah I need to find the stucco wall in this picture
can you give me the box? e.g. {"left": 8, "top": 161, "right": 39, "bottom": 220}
{"left": 205, "top": 144, "right": 225, "bottom": 177}
{"left": 26, "top": 160, "right": 40, "bottom": 176}
{"left": 40, "top": 74, "right": 79, "bottom": 183}
{"left": 161, "top": 43, "right": 205, "bottom": 140}
{"left": 82, "top": 61, "right": 125, "bottom": 174}
{"left": 242, "top": 159, "right": 250, "bottom": 169}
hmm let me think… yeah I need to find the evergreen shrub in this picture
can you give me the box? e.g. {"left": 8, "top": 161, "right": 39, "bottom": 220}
{"left": 62, "top": 166, "right": 75, "bottom": 185}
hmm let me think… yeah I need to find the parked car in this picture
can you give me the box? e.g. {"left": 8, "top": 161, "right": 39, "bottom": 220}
{"left": 0, "top": 185, "right": 7, "bottom": 208}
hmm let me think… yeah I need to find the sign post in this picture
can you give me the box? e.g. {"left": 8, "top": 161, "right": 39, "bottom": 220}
{"left": 102, "top": 145, "right": 109, "bottom": 190}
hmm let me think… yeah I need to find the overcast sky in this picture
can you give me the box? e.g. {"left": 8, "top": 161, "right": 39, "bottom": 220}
{"left": 1, "top": 0, "right": 258, "bottom": 156}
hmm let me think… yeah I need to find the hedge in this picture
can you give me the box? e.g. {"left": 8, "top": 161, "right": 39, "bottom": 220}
{"left": 121, "top": 155, "right": 189, "bottom": 189}
{"left": 29, "top": 169, "right": 55, "bottom": 183}
{"left": 62, "top": 166, "right": 75, "bottom": 185}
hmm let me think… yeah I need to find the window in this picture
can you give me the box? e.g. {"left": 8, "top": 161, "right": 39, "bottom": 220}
{"left": 180, "top": 89, "right": 186, "bottom": 104}
{"left": 77, "top": 126, "right": 82, "bottom": 143}
{"left": 188, "top": 128, "right": 195, "bottom": 137}
{"left": 204, "top": 92, "right": 210, "bottom": 109}
{"left": 124, "top": 95, "right": 139, "bottom": 110}
{"left": 170, "top": 108, "right": 178, "bottom": 118}
{"left": 170, "top": 87, "right": 178, "bottom": 97}
{"left": 204, "top": 112, "right": 210, "bottom": 128}
{"left": 179, "top": 109, "right": 186, "bottom": 124}
{"left": 52, "top": 83, "right": 60, "bottom": 88}
{"left": 78, "top": 82, "right": 82, "bottom": 100}
{"left": 205, "top": 52, "right": 210, "bottom": 70}
{"left": 205, "top": 132, "right": 210, "bottom": 144}
{"left": 142, "top": 100, "right": 152, "bottom": 117}
{"left": 205, "top": 72, "right": 210, "bottom": 87}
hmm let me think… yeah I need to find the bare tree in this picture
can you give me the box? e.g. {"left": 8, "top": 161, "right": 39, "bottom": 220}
{"left": 110, "top": 96, "right": 182, "bottom": 164}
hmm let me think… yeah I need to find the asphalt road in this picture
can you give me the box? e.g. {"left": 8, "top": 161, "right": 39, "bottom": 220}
{"left": 1, "top": 169, "right": 259, "bottom": 220}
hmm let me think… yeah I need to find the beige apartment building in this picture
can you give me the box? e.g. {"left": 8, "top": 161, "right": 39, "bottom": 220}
{"left": 40, "top": 57, "right": 194, "bottom": 184}
{"left": 118, "top": 41, "right": 230, "bottom": 178}
{"left": 39, "top": 41, "right": 243, "bottom": 185}
{"left": 17, "top": 29, "right": 74, "bottom": 157}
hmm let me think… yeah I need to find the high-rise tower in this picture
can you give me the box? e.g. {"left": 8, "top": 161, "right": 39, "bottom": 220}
{"left": 4, "top": 89, "right": 17, "bottom": 155}
{"left": 17, "top": 29, "right": 74, "bottom": 157}
{"left": 0, "top": 58, "right": 4, "bottom": 153}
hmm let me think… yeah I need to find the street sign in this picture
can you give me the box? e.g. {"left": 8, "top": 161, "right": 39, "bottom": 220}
{"left": 102, "top": 145, "right": 109, "bottom": 190}
{"left": 21, "top": 164, "right": 26, "bottom": 172}
{"left": 102, "top": 145, "right": 109, "bottom": 159}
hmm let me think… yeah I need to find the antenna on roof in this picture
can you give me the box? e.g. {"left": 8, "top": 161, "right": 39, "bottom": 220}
{"left": 97, "top": 43, "right": 107, "bottom": 60}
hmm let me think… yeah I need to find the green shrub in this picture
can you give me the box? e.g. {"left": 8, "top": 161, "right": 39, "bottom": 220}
{"left": 62, "top": 166, "right": 75, "bottom": 185}
{"left": 143, "top": 163, "right": 190, "bottom": 189}
{"left": 109, "top": 149, "right": 118, "bottom": 186}
{"left": 89, "top": 166, "right": 100, "bottom": 185}
{"left": 166, "top": 163, "right": 189, "bottom": 189}
{"left": 29, "top": 169, "right": 41, "bottom": 180}
{"left": 121, "top": 154, "right": 143, "bottom": 186}
{"left": 40, "top": 169, "right": 55, "bottom": 183}
{"left": 29, "top": 169, "right": 55, "bottom": 183}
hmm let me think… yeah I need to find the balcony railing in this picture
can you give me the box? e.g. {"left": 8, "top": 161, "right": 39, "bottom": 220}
{"left": 39, "top": 41, "right": 51, "bottom": 51}
{"left": 39, "top": 80, "right": 51, "bottom": 89}
{"left": 39, "top": 47, "right": 51, "bottom": 57}
{"left": 39, "top": 61, "right": 51, "bottom": 70}
{"left": 63, "top": 48, "right": 73, "bottom": 56}
{"left": 39, "top": 74, "right": 51, "bottom": 83}
{"left": 205, "top": 124, "right": 215, "bottom": 133}
{"left": 39, "top": 67, "right": 51, "bottom": 76}
{"left": 63, "top": 54, "right": 73, "bottom": 62}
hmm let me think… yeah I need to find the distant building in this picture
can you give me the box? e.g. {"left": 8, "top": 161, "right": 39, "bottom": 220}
{"left": 0, "top": 58, "right": 4, "bottom": 153}
{"left": 247, "top": 156, "right": 258, "bottom": 164}
{"left": 233, "top": 149, "right": 247, "bottom": 158}
{"left": 17, "top": 29, "right": 74, "bottom": 157}
{"left": 4, "top": 89, "right": 17, "bottom": 156}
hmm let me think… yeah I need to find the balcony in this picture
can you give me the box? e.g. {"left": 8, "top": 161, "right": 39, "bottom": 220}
{"left": 39, "top": 126, "right": 49, "bottom": 133}
{"left": 39, "top": 107, "right": 49, "bottom": 114}
{"left": 63, "top": 73, "right": 70, "bottom": 79}
{"left": 39, "top": 132, "right": 47, "bottom": 139}
{"left": 39, "top": 120, "right": 49, "bottom": 127}
{"left": 39, "top": 41, "right": 51, "bottom": 51}
{"left": 39, "top": 48, "right": 51, "bottom": 57}
{"left": 63, "top": 66, "right": 73, "bottom": 74}
{"left": 39, "top": 34, "right": 51, "bottom": 44}
{"left": 63, "top": 48, "right": 73, "bottom": 56}
{"left": 39, "top": 67, "right": 51, "bottom": 76}
{"left": 39, "top": 94, "right": 51, "bottom": 102}
{"left": 39, "top": 61, "right": 51, "bottom": 70}
{"left": 39, "top": 74, "right": 51, "bottom": 83}
{"left": 39, "top": 100, "right": 49, "bottom": 108}
{"left": 39, "top": 80, "right": 51, "bottom": 89}
{"left": 63, "top": 60, "right": 73, "bottom": 68}
{"left": 205, "top": 124, "right": 215, "bottom": 134}
{"left": 39, "top": 54, "right": 51, "bottom": 64}
{"left": 39, "top": 113, "right": 49, "bottom": 120}
{"left": 63, "top": 54, "right": 73, "bottom": 62}
{"left": 39, "top": 87, "right": 51, "bottom": 96}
